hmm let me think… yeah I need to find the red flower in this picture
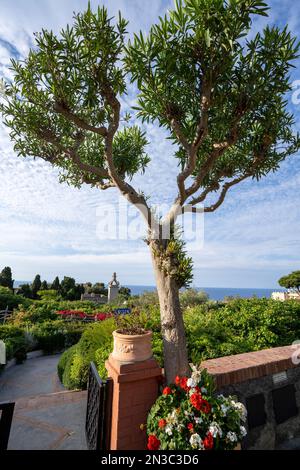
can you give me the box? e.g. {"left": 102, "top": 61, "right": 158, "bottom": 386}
{"left": 147, "top": 435, "right": 160, "bottom": 450}
{"left": 163, "top": 386, "right": 172, "bottom": 395}
{"left": 203, "top": 432, "right": 214, "bottom": 450}
{"left": 175, "top": 376, "right": 181, "bottom": 386}
{"left": 200, "top": 399, "right": 211, "bottom": 414}
{"left": 187, "top": 423, "right": 194, "bottom": 431}
{"left": 158, "top": 419, "right": 166, "bottom": 429}
{"left": 180, "top": 377, "right": 190, "bottom": 392}
{"left": 190, "top": 392, "right": 203, "bottom": 410}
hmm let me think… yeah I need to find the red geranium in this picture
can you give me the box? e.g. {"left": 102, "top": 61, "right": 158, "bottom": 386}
{"left": 180, "top": 377, "right": 189, "bottom": 392}
{"left": 187, "top": 423, "right": 194, "bottom": 431}
{"left": 200, "top": 399, "right": 211, "bottom": 414}
{"left": 158, "top": 419, "right": 166, "bottom": 429}
{"left": 147, "top": 435, "right": 160, "bottom": 450}
{"left": 190, "top": 392, "right": 203, "bottom": 410}
{"left": 175, "top": 376, "right": 181, "bottom": 386}
{"left": 163, "top": 386, "right": 172, "bottom": 395}
{"left": 203, "top": 432, "right": 214, "bottom": 450}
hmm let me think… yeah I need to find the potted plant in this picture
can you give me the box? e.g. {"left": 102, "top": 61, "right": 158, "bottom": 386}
{"left": 146, "top": 365, "right": 247, "bottom": 450}
{"left": 112, "top": 309, "right": 153, "bottom": 363}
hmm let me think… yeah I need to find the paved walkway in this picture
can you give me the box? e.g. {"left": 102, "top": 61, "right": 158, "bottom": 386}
{"left": 0, "top": 355, "right": 87, "bottom": 450}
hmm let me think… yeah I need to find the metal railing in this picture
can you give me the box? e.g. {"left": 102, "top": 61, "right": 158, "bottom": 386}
{"left": 85, "top": 362, "right": 113, "bottom": 451}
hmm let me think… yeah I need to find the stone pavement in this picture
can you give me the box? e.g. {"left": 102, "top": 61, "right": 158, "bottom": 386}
{"left": 0, "top": 354, "right": 87, "bottom": 450}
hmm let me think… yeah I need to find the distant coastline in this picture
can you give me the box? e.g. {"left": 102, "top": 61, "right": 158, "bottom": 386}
{"left": 14, "top": 281, "right": 284, "bottom": 301}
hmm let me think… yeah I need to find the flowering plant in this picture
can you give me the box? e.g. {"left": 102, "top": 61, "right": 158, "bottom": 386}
{"left": 146, "top": 365, "right": 247, "bottom": 450}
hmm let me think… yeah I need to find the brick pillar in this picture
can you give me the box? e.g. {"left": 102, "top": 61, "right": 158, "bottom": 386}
{"left": 105, "top": 354, "right": 162, "bottom": 450}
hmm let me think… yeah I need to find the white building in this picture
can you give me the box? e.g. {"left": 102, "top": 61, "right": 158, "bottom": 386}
{"left": 271, "top": 291, "right": 300, "bottom": 301}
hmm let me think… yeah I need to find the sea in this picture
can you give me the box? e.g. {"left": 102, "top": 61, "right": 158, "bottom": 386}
{"left": 15, "top": 281, "right": 284, "bottom": 302}
{"left": 126, "top": 285, "right": 284, "bottom": 301}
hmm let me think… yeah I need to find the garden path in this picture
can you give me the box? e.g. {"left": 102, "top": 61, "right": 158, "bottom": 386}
{"left": 0, "top": 354, "right": 87, "bottom": 450}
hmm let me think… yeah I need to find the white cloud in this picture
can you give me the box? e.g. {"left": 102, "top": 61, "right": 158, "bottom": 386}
{"left": 0, "top": 0, "right": 299, "bottom": 288}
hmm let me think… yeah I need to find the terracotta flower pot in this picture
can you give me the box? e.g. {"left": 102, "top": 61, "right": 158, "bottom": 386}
{"left": 112, "top": 330, "right": 153, "bottom": 363}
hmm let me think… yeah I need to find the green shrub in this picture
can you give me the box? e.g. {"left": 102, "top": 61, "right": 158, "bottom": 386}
{"left": 0, "top": 288, "right": 32, "bottom": 310}
{"left": 30, "top": 321, "right": 85, "bottom": 354}
{"left": 57, "top": 318, "right": 115, "bottom": 389}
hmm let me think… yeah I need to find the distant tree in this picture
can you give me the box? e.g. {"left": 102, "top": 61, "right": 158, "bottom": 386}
{"left": 41, "top": 280, "right": 48, "bottom": 290}
{"left": 91, "top": 282, "right": 107, "bottom": 295}
{"left": 180, "top": 288, "right": 209, "bottom": 308}
{"left": 18, "top": 283, "right": 33, "bottom": 299}
{"left": 60, "top": 276, "right": 84, "bottom": 300}
{"left": 32, "top": 274, "right": 42, "bottom": 298}
{"left": 0, "top": 267, "right": 14, "bottom": 290}
{"left": 119, "top": 286, "right": 131, "bottom": 299}
{"left": 51, "top": 276, "right": 61, "bottom": 291}
{"left": 2, "top": 1, "right": 300, "bottom": 381}
{"left": 279, "top": 271, "right": 300, "bottom": 294}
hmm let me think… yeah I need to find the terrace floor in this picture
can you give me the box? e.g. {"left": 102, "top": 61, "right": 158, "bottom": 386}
{"left": 0, "top": 354, "right": 87, "bottom": 450}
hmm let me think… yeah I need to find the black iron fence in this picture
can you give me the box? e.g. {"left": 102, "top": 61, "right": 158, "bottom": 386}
{"left": 85, "top": 362, "right": 113, "bottom": 451}
{"left": 0, "top": 402, "right": 15, "bottom": 450}
{"left": 0, "top": 308, "right": 12, "bottom": 324}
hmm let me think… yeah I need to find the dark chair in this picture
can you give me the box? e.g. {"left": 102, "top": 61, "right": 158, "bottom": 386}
{"left": 0, "top": 402, "right": 15, "bottom": 450}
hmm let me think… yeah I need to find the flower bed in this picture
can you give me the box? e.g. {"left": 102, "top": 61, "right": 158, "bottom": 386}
{"left": 56, "top": 310, "right": 112, "bottom": 322}
{"left": 146, "top": 366, "right": 247, "bottom": 450}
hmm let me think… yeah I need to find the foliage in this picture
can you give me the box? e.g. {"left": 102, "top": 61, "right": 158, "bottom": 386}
{"left": 180, "top": 289, "right": 209, "bottom": 308}
{"left": 37, "top": 289, "right": 60, "bottom": 301}
{"left": 60, "top": 276, "right": 85, "bottom": 300}
{"left": 279, "top": 270, "right": 300, "bottom": 293}
{"left": 57, "top": 318, "right": 115, "bottom": 389}
{"left": 0, "top": 324, "right": 28, "bottom": 361}
{"left": 146, "top": 366, "right": 247, "bottom": 450}
{"left": 32, "top": 274, "right": 42, "bottom": 298}
{"left": 0, "top": 267, "right": 14, "bottom": 290}
{"left": 30, "top": 320, "right": 85, "bottom": 354}
{"left": 0, "top": 288, "right": 32, "bottom": 310}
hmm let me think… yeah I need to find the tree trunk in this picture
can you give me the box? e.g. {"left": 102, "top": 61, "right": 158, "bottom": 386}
{"left": 151, "top": 250, "right": 190, "bottom": 384}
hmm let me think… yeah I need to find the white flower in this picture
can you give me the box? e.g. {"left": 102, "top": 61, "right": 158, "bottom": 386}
{"left": 240, "top": 426, "right": 247, "bottom": 437}
{"left": 201, "top": 387, "right": 207, "bottom": 394}
{"left": 189, "top": 433, "right": 204, "bottom": 450}
{"left": 221, "top": 404, "right": 228, "bottom": 416}
{"left": 226, "top": 431, "right": 237, "bottom": 442}
{"left": 184, "top": 410, "right": 190, "bottom": 417}
{"left": 209, "top": 422, "right": 223, "bottom": 438}
{"left": 194, "top": 416, "right": 203, "bottom": 425}
{"left": 187, "top": 377, "right": 197, "bottom": 388}
{"left": 190, "top": 364, "right": 202, "bottom": 383}
{"left": 165, "top": 425, "right": 173, "bottom": 436}
{"left": 232, "top": 401, "right": 247, "bottom": 422}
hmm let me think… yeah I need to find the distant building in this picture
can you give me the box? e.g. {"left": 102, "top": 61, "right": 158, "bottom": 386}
{"left": 81, "top": 272, "right": 120, "bottom": 304}
{"left": 271, "top": 291, "right": 300, "bottom": 301}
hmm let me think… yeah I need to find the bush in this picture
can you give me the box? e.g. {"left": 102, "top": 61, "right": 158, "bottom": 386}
{"left": 0, "top": 324, "right": 29, "bottom": 361}
{"left": 57, "top": 318, "right": 115, "bottom": 389}
{"left": 30, "top": 321, "right": 85, "bottom": 354}
{"left": 0, "top": 287, "right": 32, "bottom": 310}
{"left": 180, "top": 289, "right": 209, "bottom": 308}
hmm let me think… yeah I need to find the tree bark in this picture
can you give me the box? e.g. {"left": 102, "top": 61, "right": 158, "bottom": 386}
{"left": 151, "top": 249, "right": 190, "bottom": 384}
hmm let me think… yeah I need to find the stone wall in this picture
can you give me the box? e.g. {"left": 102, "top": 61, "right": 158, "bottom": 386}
{"left": 202, "top": 345, "right": 300, "bottom": 449}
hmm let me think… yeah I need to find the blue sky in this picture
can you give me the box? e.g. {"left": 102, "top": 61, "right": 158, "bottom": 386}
{"left": 0, "top": 0, "right": 300, "bottom": 288}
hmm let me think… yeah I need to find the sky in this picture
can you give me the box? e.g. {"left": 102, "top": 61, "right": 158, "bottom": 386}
{"left": 0, "top": 0, "right": 300, "bottom": 289}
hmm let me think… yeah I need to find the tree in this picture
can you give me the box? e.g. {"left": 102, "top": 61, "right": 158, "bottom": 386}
{"left": 51, "top": 276, "right": 61, "bottom": 291}
{"left": 41, "top": 280, "right": 49, "bottom": 290}
{"left": 1, "top": 1, "right": 300, "bottom": 382}
{"left": 119, "top": 286, "right": 132, "bottom": 299}
{"left": 18, "top": 283, "right": 33, "bottom": 299}
{"left": 31, "top": 274, "right": 42, "bottom": 298}
{"left": 0, "top": 267, "right": 14, "bottom": 290}
{"left": 279, "top": 271, "right": 300, "bottom": 294}
{"left": 60, "top": 276, "right": 84, "bottom": 300}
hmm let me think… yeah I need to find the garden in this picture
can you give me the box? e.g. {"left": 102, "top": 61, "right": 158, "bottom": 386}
{"left": 2, "top": 283, "right": 300, "bottom": 392}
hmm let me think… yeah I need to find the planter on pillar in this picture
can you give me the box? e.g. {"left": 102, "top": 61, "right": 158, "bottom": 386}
{"left": 105, "top": 328, "right": 162, "bottom": 450}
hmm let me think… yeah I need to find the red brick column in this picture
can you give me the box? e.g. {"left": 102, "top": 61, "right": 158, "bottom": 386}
{"left": 105, "top": 354, "right": 162, "bottom": 450}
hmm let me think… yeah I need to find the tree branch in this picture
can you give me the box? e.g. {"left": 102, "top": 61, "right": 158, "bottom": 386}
{"left": 53, "top": 101, "right": 108, "bottom": 137}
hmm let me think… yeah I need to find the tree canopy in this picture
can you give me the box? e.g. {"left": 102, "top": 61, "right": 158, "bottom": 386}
{"left": 0, "top": 0, "right": 299, "bottom": 226}
{"left": 279, "top": 271, "right": 300, "bottom": 293}
{"left": 0, "top": 267, "right": 14, "bottom": 290}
